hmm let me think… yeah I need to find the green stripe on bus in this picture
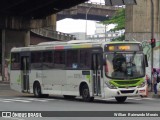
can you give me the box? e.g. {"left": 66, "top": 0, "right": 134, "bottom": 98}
{"left": 109, "top": 78, "right": 144, "bottom": 87}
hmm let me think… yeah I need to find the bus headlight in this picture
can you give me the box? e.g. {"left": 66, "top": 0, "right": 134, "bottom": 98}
{"left": 138, "top": 82, "right": 145, "bottom": 88}
{"left": 105, "top": 82, "right": 116, "bottom": 89}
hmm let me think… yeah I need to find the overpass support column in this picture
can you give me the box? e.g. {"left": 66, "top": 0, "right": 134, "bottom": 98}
{"left": 1, "top": 29, "right": 5, "bottom": 81}
{"left": 51, "top": 15, "right": 57, "bottom": 31}
{"left": 24, "top": 31, "right": 30, "bottom": 46}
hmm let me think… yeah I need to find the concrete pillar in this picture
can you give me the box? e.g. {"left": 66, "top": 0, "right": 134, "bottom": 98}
{"left": 125, "top": 0, "right": 160, "bottom": 41}
{"left": 51, "top": 15, "right": 57, "bottom": 31}
{"left": 125, "top": 0, "right": 160, "bottom": 75}
{"left": 1, "top": 29, "right": 5, "bottom": 81}
{"left": 24, "top": 31, "right": 30, "bottom": 46}
{"left": 44, "top": 14, "right": 57, "bottom": 30}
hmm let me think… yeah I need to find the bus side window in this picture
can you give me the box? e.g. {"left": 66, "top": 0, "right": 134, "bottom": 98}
{"left": 54, "top": 50, "right": 65, "bottom": 68}
{"left": 11, "top": 53, "right": 20, "bottom": 70}
{"left": 42, "top": 51, "right": 53, "bottom": 69}
{"left": 66, "top": 50, "right": 78, "bottom": 69}
{"left": 31, "top": 52, "right": 42, "bottom": 69}
{"left": 80, "top": 49, "right": 91, "bottom": 69}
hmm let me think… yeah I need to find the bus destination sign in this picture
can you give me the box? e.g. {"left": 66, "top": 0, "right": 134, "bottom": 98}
{"left": 105, "top": 43, "right": 141, "bottom": 52}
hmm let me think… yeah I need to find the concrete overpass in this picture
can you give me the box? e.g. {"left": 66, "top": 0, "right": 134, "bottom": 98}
{"left": 0, "top": 0, "right": 88, "bottom": 29}
{"left": 57, "top": 2, "right": 119, "bottom": 21}
{"left": 0, "top": 0, "right": 88, "bottom": 81}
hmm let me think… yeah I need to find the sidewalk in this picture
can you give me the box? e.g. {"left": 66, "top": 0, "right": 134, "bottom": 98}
{"left": 145, "top": 85, "right": 160, "bottom": 98}
{"left": 147, "top": 91, "right": 160, "bottom": 98}
{"left": 0, "top": 76, "right": 10, "bottom": 84}
{"left": 0, "top": 81, "right": 10, "bottom": 84}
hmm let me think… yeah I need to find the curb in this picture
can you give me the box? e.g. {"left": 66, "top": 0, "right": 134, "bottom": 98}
{"left": 147, "top": 91, "right": 160, "bottom": 98}
{"left": 151, "top": 94, "right": 160, "bottom": 98}
{"left": 0, "top": 81, "right": 10, "bottom": 84}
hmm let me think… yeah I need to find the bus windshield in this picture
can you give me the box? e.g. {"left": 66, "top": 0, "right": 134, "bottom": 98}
{"left": 105, "top": 52, "right": 145, "bottom": 79}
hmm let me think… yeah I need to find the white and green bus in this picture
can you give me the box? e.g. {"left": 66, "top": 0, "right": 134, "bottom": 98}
{"left": 10, "top": 40, "right": 148, "bottom": 103}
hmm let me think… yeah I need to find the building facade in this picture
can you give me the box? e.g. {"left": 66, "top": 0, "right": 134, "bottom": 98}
{"left": 88, "top": 23, "right": 124, "bottom": 41}
{"left": 125, "top": 0, "right": 160, "bottom": 75}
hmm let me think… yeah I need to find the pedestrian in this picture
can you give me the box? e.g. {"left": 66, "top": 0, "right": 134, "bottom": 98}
{"left": 152, "top": 68, "right": 158, "bottom": 94}
{"left": 146, "top": 74, "right": 150, "bottom": 87}
{"left": 157, "top": 71, "right": 160, "bottom": 83}
{"left": 4, "top": 63, "right": 9, "bottom": 81}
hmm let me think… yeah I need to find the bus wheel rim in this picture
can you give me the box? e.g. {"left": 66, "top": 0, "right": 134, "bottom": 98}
{"left": 36, "top": 86, "right": 40, "bottom": 95}
{"left": 83, "top": 89, "right": 88, "bottom": 98}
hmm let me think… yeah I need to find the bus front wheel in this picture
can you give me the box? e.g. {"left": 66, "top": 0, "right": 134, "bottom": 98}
{"left": 81, "top": 84, "right": 94, "bottom": 102}
{"left": 115, "top": 96, "right": 127, "bottom": 103}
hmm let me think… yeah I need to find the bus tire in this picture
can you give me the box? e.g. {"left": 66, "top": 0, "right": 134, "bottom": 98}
{"left": 81, "top": 84, "right": 94, "bottom": 102}
{"left": 33, "top": 82, "right": 42, "bottom": 98}
{"left": 115, "top": 96, "right": 127, "bottom": 103}
{"left": 63, "top": 95, "right": 76, "bottom": 99}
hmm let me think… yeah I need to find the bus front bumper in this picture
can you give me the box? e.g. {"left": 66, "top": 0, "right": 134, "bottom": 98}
{"left": 104, "top": 86, "right": 147, "bottom": 98}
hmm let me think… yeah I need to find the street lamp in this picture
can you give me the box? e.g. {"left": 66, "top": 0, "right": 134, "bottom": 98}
{"left": 85, "top": 4, "right": 93, "bottom": 39}
{"left": 104, "top": 22, "right": 109, "bottom": 42}
{"left": 104, "top": 15, "right": 109, "bottom": 41}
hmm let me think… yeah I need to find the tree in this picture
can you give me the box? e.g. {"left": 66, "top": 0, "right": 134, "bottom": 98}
{"left": 103, "top": 8, "right": 125, "bottom": 41}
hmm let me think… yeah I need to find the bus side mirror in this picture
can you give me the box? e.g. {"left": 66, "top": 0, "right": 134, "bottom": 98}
{"left": 145, "top": 55, "right": 148, "bottom": 67}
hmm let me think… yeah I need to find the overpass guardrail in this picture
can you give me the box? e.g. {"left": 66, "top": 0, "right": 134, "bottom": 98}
{"left": 31, "top": 28, "right": 76, "bottom": 41}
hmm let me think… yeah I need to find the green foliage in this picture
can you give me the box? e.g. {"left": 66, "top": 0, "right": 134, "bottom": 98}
{"left": 103, "top": 8, "right": 125, "bottom": 32}
{"left": 102, "top": 8, "right": 125, "bottom": 41}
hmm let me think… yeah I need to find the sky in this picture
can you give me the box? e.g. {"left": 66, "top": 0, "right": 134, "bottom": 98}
{"left": 57, "top": 0, "right": 106, "bottom": 35}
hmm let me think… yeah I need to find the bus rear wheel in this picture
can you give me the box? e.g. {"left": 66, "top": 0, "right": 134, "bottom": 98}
{"left": 81, "top": 84, "right": 94, "bottom": 102}
{"left": 33, "top": 82, "right": 49, "bottom": 98}
{"left": 115, "top": 96, "right": 127, "bottom": 103}
{"left": 34, "top": 82, "right": 43, "bottom": 98}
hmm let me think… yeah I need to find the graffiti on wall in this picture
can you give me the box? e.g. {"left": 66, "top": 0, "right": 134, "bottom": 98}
{"left": 142, "top": 41, "right": 160, "bottom": 77}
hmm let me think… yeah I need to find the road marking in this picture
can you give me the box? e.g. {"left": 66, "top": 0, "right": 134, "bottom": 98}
{"left": 0, "top": 97, "right": 56, "bottom": 103}
{"left": 128, "top": 97, "right": 156, "bottom": 101}
{"left": 0, "top": 99, "right": 30, "bottom": 102}
{"left": 0, "top": 97, "right": 158, "bottom": 103}
{"left": 14, "top": 97, "right": 55, "bottom": 102}
{"left": 1, "top": 117, "right": 25, "bottom": 120}
{"left": 0, "top": 100, "right": 12, "bottom": 102}
{"left": 128, "top": 98, "right": 142, "bottom": 100}
{"left": 142, "top": 97, "right": 156, "bottom": 100}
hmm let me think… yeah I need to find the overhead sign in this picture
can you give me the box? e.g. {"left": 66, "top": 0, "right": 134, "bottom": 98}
{"left": 105, "top": 0, "right": 137, "bottom": 6}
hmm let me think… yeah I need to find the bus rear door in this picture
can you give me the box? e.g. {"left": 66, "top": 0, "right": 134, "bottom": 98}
{"left": 20, "top": 53, "right": 30, "bottom": 93}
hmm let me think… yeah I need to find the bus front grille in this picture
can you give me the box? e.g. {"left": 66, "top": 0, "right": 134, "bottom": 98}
{"left": 110, "top": 79, "right": 143, "bottom": 88}
{"left": 120, "top": 90, "right": 135, "bottom": 94}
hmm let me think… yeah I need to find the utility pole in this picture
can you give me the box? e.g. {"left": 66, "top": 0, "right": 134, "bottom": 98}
{"left": 150, "top": 0, "right": 154, "bottom": 91}
{"left": 85, "top": 5, "right": 93, "bottom": 39}
{"left": 105, "top": 24, "right": 106, "bottom": 41}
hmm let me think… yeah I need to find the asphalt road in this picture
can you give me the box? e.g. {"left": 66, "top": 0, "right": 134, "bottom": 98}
{"left": 0, "top": 83, "right": 160, "bottom": 120}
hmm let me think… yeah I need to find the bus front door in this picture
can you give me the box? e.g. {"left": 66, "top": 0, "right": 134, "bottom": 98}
{"left": 92, "top": 53, "right": 102, "bottom": 96}
{"left": 21, "top": 56, "right": 30, "bottom": 92}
